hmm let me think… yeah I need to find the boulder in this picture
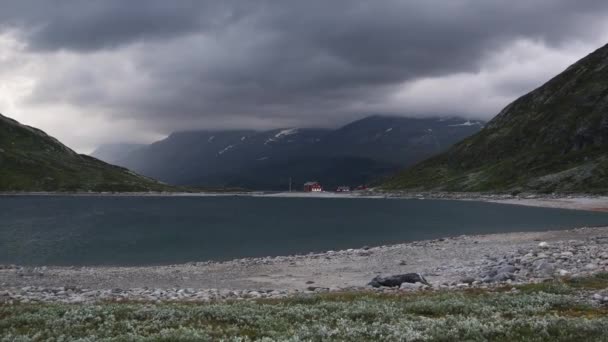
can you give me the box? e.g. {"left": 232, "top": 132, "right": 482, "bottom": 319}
{"left": 584, "top": 263, "right": 598, "bottom": 271}
{"left": 535, "top": 261, "right": 556, "bottom": 276}
{"left": 368, "top": 273, "right": 429, "bottom": 288}
{"left": 460, "top": 277, "right": 476, "bottom": 285}
{"left": 492, "top": 272, "right": 516, "bottom": 282}
{"left": 497, "top": 265, "right": 518, "bottom": 274}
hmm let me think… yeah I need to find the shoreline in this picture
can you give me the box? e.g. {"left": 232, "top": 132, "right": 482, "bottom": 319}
{"left": 2, "top": 226, "right": 607, "bottom": 303}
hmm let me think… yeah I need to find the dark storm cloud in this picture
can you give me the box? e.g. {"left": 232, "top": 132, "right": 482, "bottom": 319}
{"left": 1, "top": 1, "right": 248, "bottom": 51}
{"left": 2, "top": 0, "right": 608, "bottom": 137}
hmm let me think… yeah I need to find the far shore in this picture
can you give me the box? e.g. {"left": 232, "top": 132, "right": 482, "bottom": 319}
{"left": 2, "top": 190, "right": 608, "bottom": 212}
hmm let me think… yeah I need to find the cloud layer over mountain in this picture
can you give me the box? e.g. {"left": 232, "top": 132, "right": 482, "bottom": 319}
{"left": 1, "top": 0, "right": 608, "bottom": 151}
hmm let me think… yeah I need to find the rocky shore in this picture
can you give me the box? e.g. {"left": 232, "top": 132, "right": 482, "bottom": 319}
{"left": 1, "top": 226, "right": 607, "bottom": 305}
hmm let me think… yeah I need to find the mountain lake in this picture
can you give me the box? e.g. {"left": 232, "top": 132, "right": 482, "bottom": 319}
{"left": 2, "top": 195, "right": 608, "bottom": 266}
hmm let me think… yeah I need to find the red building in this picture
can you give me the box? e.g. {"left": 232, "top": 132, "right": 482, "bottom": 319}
{"left": 303, "top": 181, "right": 323, "bottom": 192}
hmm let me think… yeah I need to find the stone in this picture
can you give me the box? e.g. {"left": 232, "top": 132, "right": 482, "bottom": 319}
{"left": 247, "top": 291, "right": 261, "bottom": 298}
{"left": 538, "top": 242, "right": 549, "bottom": 249}
{"left": 491, "top": 272, "right": 516, "bottom": 283}
{"left": 535, "top": 261, "right": 556, "bottom": 276}
{"left": 584, "top": 263, "right": 598, "bottom": 271}
{"left": 460, "top": 277, "right": 476, "bottom": 285}
{"left": 497, "top": 265, "right": 517, "bottom": 274}
{"left": 368, "top": 273, "right": 429, "bottom": 288}
{"left": 399, "top": 282, "right": 422, "bottom": 290}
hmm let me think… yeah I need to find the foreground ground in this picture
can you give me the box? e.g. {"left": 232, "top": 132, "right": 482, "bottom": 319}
{"left": 2, "top": 274, "right": 608, "bottom": 341}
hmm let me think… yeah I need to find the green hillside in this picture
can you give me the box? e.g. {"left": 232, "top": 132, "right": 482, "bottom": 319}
{"left": 0, "top": 113, "right": 174, "bottom": 192}
{"left": 384, "top": 43, "right": 608, "bottom": 193}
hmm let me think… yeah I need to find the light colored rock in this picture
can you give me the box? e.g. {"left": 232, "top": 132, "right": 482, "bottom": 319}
{"left": 538, "top": 242, "right": 549, "bottom": 249}
{"left": 535, "top": 261, "right": 556, "bottom": 276}
{"left": 399, "top": 282, "right": 422, "bottom": 290}
{"left": 584, "top": 263, "right": 597, "bottom": 271}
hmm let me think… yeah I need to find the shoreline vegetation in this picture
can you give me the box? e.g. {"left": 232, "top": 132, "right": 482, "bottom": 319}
{"left": 2, "top": 275, "right": 608, "bottom": 341}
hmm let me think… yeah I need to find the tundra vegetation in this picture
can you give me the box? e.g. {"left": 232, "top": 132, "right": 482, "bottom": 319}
{"left": 1, "top": 274, "right": 607, "bottom": 341}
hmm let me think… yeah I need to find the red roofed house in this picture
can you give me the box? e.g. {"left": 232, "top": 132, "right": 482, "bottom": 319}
{"left": 303, "top": 181, "right": 323, "bottom": 192}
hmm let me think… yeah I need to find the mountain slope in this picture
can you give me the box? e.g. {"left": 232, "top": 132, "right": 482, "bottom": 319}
{"left": 96, "top": 116, "right": 483, "bottom": 190}
{"left": 0, "top": 113, "right": 173, "bottom": 192}
{"left": 384, "top": 43, "right": 608, "bottom": 193}
{"left": 314, "top": 115, "right": 483, "bottom": 164}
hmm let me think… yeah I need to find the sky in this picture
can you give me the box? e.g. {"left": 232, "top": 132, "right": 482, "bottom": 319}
{"left": 1, "top": 1, "right": 608, "bottom": 153}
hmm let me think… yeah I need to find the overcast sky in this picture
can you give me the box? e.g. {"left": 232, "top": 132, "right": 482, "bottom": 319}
{"left": 1, "top": 1, "right": 608, "bottom": 152}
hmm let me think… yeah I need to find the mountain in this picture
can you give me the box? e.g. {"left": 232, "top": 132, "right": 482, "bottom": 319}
{"left": 0, "top": 113, "right": 173, "bottom": 192}
{"left": 384, "top": 43, "right": 608, "bottom": 194}
{"left": 96, "top": 116, "right": 483, "bottom": 190}
{"left": 313, "top": 116, "right": 484, "bottom": 164}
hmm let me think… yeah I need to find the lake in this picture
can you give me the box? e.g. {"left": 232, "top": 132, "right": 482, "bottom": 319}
{"left": 1, "top": 195, "right": 608, "bottom": 266}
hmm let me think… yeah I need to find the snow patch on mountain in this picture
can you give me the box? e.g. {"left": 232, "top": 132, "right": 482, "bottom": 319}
{"left": 275, "top": 128, "right": 298, "bottom": 138}
{"left": 218, "top": 145, "right": 234, "bottom": 155}
{"left": 449, "top": 121, "right": 483, "bottom": 127}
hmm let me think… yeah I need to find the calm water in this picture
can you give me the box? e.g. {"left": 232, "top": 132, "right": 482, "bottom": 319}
{"left": 1, "top": 195, "right": 608, "bottom": 266}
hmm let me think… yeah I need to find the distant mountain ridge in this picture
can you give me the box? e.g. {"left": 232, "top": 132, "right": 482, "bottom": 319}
{"left": 0, "top": 113, "right": 173, "bottom": 192}
{"left": 93, "top": 116, "right": 484, "bottom": 190}
{"left": 384, "top": 43, "right": 608, "bottom": 193}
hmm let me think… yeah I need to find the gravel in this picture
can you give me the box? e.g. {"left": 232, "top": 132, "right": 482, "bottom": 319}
{"left": 1, "top": 226, "right": 608, "bottom": 304}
